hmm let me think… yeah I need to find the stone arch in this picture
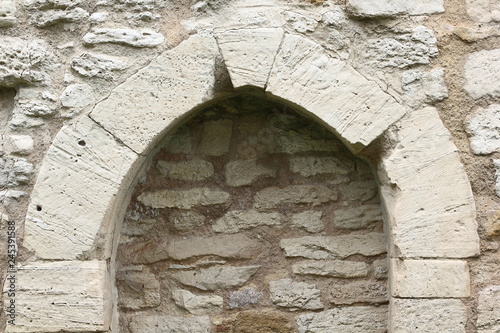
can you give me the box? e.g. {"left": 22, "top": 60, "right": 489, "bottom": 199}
{"left": 11, "top": 31, "right": 479, "bottom": 332}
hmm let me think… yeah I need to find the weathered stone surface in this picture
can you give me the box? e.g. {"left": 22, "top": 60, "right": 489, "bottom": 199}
{"left": 201, "top": 119, "right": 232, "bottom": 156}
{"left": 169, "top": 211, "right": 204, "bottom": 233}
{"left": 83, "top": 28, "right": 164, "bottom": 47}
{"left": 477, "top": 285, "right": 500, "bottom": 331}
{"left": 347, "top": 0, "right": 444, "bottom": 17}
{"left": 292, "top": 260, "right": 368, "bottom": 278}
{"left": 464, "top": 49, "right": 500, "bottom": 99}
{"left": 269, "top": 278, "right": 323, "bottom": 310}
{"left": 340, "top": 180, "right": 378, "bottom": 201}
{"left": 374, "top": 258, "right": 389, "bottom": 280}
{"left": 272, "top": 132, "right": 341, "bottom": 154}
{"left": 466, "top": 0, "right": 500, "bottom": 22}
{"left": 130, "top": 315, "right": 211, "bottom": 333}
{"left": 297, "top": 306, "right": 388, "bottom": 333}
{"left": 402, "top": 67, "right": 448, "bottom": 105}
{"left": 283, "top": 11, "right": 318, "bottom": 33}
{"left": 213, "top": 209, "right": 281, "bottom": 233}
{"left": 290, "top": 210, "right": 324, "bottom": 233}
{"left": 216, "top": 28, "right": 283, "bottom": 88}
{"left": 391, "top": 259, "right": 470, "bottom": 297}
{"left": 157, "top": 159, "right": 214, "bottom": 181}
{"left": 379, "top": 107, "right": 480, "bottom": 258}
{"left": 137, "top": 187, "right": 230, "bottom": 209}
{"left": 281, "top": 232, "right": 386, "bottom": 259}
{"left": 172, "top": 289, "right": 223, "bottom": 315}
{"left": 329, "top": 280, "right": 388, "bottom": 304}
{"left": 28, "top": 7, "right": 88, "bottom": 27}
{"left": 390, "top": 298, "right": 466, "bottom": 333}
{"left": 23, "top": 117, "right": 137, "bottom": 259}
{"left": 267, "top": 34, "right": 405, "bottom": 152}
{"left": 290, "top": 156, "right": 354, "bottom": 177}
{"left": 168, "top": 266, "right": 260, "bottom": 291}
{"left": 16, "top": 101, "right": 56, "bottom": 118}
{"left": 70, "top": 53, "right": 127, "bottom": 79}
{"left": 454, "top": 25, "right": 500, "bottom": 42}
{"left": 121, "top": 216, "right": 156, "bottom": 236}
{"left": 333, "top": 204, "right": 383, "bottom": 229}
{"left": 4, "top": 260, "right": 110, "bottom": 332}
{"left": 363, "top": 26, "right": 438, "bottom": 69}
{"left": 224, "top": 158, "right": 276, "bottom": 186}
{"left": 494, "top": 160, "right": 500, "bottom": 198}
{"left": 254, "top": 185, "right": 338, "bottom": 209}
{"left": 322, "top": 8, "right": 347, "bottom": 29}
{"left": 227, "top": 287, "right": 263, "bottom": 309}
{"left": 466, "top": 104, "right": 500, "bottom": 155}
{"left": 117, "top": 270, "right": 160, "bottom": 310}
{"left": 60, "top": 83, "right": 95, "bottom": 110}
{"left": 24, "top": 0, "right": 84, "bottom": 10}
{"left": 0, "top": 0, "right": 16, "bottom": 27}
{"left": 5, "top": 135, "right": 34, "bottom": 156}
{"left": 162, "top": 128, "right": 192, "bottom": 154}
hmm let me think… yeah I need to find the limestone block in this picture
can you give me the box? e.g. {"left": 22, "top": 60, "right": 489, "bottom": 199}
{"left": 4, "top": 260, "right": 110, "bottom": 332}
{"left": 477, "top": 285, "right": 500, "bottom": 331}
{"left": 494, "top": 160, "right": 500, "bottom": 198}
{"left": 289, "top": 156, "right": 354, "bottom": 177}
{"left": 216, "top": 28, "right": 283, "bottom": 88}
{"left": 10, "top": 159, "right": 33, "bottom": 185}
{"left": 269, "top": 278, "right": 323, "bottom": 310}
{"left": 168, "top": 266, "right": 260, "bottom": 291}
{"left": 374, "top": 258, "right": 389, "bottom": 280}
{"left": 130, "top": 315, "right": 211, "bottom": 333}
{"left": 391, "top": 259, "right": 470, "bottom": 298}
{"left": 290, "top": 210, "right": 324, "bottom": 233}
{"left": 466, "top": 0, "right": 500, "bottom": 22}
{"left": 283, "top": 11, "right": 318, "bottom": 33}
{"left": 379, "top": 107, "right": 479, "bottom": 258}
{"left": 60, "top": 83, "right": 95, "bottom": 112}
{"left": 271, "top": 131, "right": 341, "bottom": 154}
{"left": 292, "top": 260, "right": 368, "bottom": 278}
{"left": 347, "top": 0, "right": 444, "bottom": 17}
{"left": 254, "top": 185, "right": 338, "bottom": 209}
{"left": 333, "top": 204, "right": 383, "bottom": 229}
{"left": 83, "top": 28, "right": 164, "bottom": 47}
{"left": 297, "top": 306, "right": 388, "bottom": 333}
{"left": 137, "top": 187, "right": 230, "bottom": 209}
{"left": 281, "top": 232, "right": 386, "bottom": 259}
{"left": 465, "top": 104, "right": 500, "bottom": 154}
{"left": 28, "top": 7, "right": 88, "bottom": 27}
{"left": 5, "top": 135, "right": 34, "bottom": 156}
{"left": 23, "top": 117, "right": 137, "bottom": 259}
{"left": 70, "top": 53, "right": 127, "bottom": 79}
{"left": 402, "top": 67, "right": 449, "bottom": 106}
{"left": 16, "top": 101, "right": 56, "bottom": 118}
{"left": 224, "top": 158, "right": 276, "bottom": 186}
{"left": 201, "top": 119, "right": 232, "bottom": 156}
{"left": 117, "top": 270, "right": 160, "bottom": 310}
{"left": 24, "top": 0, "right": 85, "bottom": 9}
{"left": 172, "top": 289, "right": 223, "bottom": 315}
{"left": 322, "top": 8, "right": 347, "bottom": 29}
{"left": 121, "top": 217, "right": 156, "bottom": 236}
{"left": 0, "top": 0, "right": 16, "bottom": 27}
{"left": 464, "top": 49, "right": 500, "bottom": 99}
{"left": 157, "top": 159, "right": 214, "bottom": 180}
{"left": 390, "top": 298, "right": 466, "bottom": 333}
{"left": 329, "top": 280, "right": 388, "bottom": 304}
{"left": 267, "top": 34, "right": 405, "bottom": 152}
{"left": 227, "top": 287, "right": 263, "bottom": 309}
{"left": 340, "top": 180, "right": 378, "bottom": 201}
{"left": 213, "top": 210, "right": 281, "bottom": 233}
{"left": 169, "top": 211, "right": 204, "bottom": 233}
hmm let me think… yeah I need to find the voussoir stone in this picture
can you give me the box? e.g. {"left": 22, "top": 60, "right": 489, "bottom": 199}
{"left": 83, "top": 28, "right": 164, "bottom": 47}
{"left": 130, "top": 315, "right": 211, "bottom": 333}
{"left": 464, "top": 49, "right": 500, "bottom": 99}
{"left": 293, "top": 260, "right": 368, "bottom": 278}
{"left": 347, "top": 0, "right": 444, "bottom": 17}
{"left": 137, "top": 187, "right": 230, "bottom": 209}
{"left": 168, "top": 266, "right": 260, "bottom": 291}
{"left": 269, "top": 278, "right": 323, "bottom": 310}
{"left": 333, "top": 204, "right": 383, "bottom": 229}
{"left": 224, "top": 158, "right": 276, "bottom": 186}
{"left": 254, "top": 185, "right": 338, "bottom": 209}
{"left": 289, "top": 156, "right": 354, "bottom": 177}
{"left": 213, "top": 209, "right": 281, "bottom": 233}
{"left": 172, "top": 289, "right": 223, "bottom": 315}
{"left": 465, "top": 104, "right": 500, "bottom": 155}
{"left": 290, "top": 210, "right": 324, "bottom": 233}
{"left": 281, "top": 232, "right": 386, "bottom": 259}
{"left": 157, "top": 159, "right": 214, "bottom": 181}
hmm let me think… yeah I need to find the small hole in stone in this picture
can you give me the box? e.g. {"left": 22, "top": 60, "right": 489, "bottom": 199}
{"left": 36, "top": 205, "right": 42, "bottom": 211}
{"left": 78, "top": 140, "right": 86, "bottom": 146}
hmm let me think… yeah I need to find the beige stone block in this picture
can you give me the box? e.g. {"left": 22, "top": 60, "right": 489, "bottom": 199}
{"left": 172, "top": 289, "right": 223, "bottom": 315}
{"left": 224, "top": 158, "right": 276, "bottom": 186}
{"left": 289, "top": 156, "right": 354, "bottom": 177}
{"left": 466, "top": 0, "right": 500, "bottom": 22}
{"left": 267, "top": 34, "right": 405, "bottom": 152}
{"left": 157, "top": 159, "right": 214, "bottom": 180}
{"left": 390, "top": 298, "right": 466, "bottom": 333}
{"left": 216, "top": 28, "right": 284, "bottom": 88}
{"left": 477, "top": 285, "right": 500, "bottom": 332}
{"left": 254, "top": 185, "right": 338, "bottom": 209}
{"left": 464, "top": 49, "right": 500, "bottom": 100}
{"left": 390, "top": 259, "right": 470, "bottom": 298}
{"left": 5, "top": 135, "right": 34, "bottom": 156}
{"left": 130, "top": 315, "right": 211, "bottom": 333}
{"left": 213, "top": 209, "right": 281, "bottom": 233}
{"left": 290, "top": 210, "right": 324, "bottom": 233}
{"left": 347, "top": 0, "right": 444, "bottom": 17}
{"left": 465, "top": 104, "right": 500, "bottom": 155}
{"left": 4, "top": 260, "right": 110, "bottom": 332}
{"left": 269, "top": 278, "right": 323, "bottom": 310}
{"left": 116, "top": 270, "right": 160, "bottom": 310}
{"left": 137, "top": 187, "right": 230, "bottom": 209}
{"left": 201, "top": 119, "right": 233, "bottom": 156}
{"left": 329, "top": 280, "right": 388, "bottom": 305}
{"left": 292, "top": 260, "right": 368, "bottom": 278}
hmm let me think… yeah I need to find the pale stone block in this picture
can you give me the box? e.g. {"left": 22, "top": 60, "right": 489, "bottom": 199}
{"left": 137, "top": 187, "right": 230, "bottom": 209}
{"left": 216, "top": 28, "right": 283, "bottom": 88}
{"left": 90, "top": 34, "right": 219, "bottom": 153}
{"left": 281, "top": 232, "right": 387, "bottom": 259}
{"left": 477, "top": 285, "right": 500, "bottom": 331}
{"left": 172, "top": 289, "right": 223, "bottom": 315}
{"left": 130, "top": 315, "right": 211, "bottom": 333}
{"left": 60, "top": 83, "right": 95, "bottom": 110}
{"left": 494, "top": 160, "right": 500, "bottom": 198}
{"left": 201, "top": 119, "right": 232, "bottom": 156}
{"left": 213, "top": 209, "right": 281, "bottom": 233}
{"left": 290, "top": 210, "right": 324, "bottom": 233}
{"left": 169, "top": 211, "right": 204, "bottom": 233}
{"left": 157, "top": 159, "right": 214, "bottom": 180}
{"left": 329, "top": 280, "right": 388, "bottom": 304}
{"left": 5, "top": 135, "right": 34, "bottom": 156}
{"left": 379, "top": 107, "right": 480, "bottom": 258}
{"left": 466, "top": 0, "right": 500, "bottom": 22}
{"left": 340, "top": 180, "right": 378, "bottom": 201}
{"left": 269, "top": 278, "right": 323, "bottom": 310}
{"left": 390, "top": 298, "right": 466, "bottom": 333}
{"left": 224, "top": 158, "right": 276, "bottom": 186}
{"left": 390, "top": 259, "right": 470, "bottom": 298}
{"left": 23, "top": 117, "right": 138, "bottom": 259}
{"left": 83, "top": 28, "right": 164, "bottom": 47}
{"left": 271, "top": 132, "right": 341, "bottom": 154}
{"left": 0, "top": 0, "right": 16, "bottom": 27}
{"left": 267, "top": 34, "right": 405, "bottom": 152}
{"left": 347, "top": 0, "right": 444, "bottom": 17}
{"left": 28, "top": 7, "right": 88, "bottom": 27}
{"left": 70, "top": 53, "right": 127, "bottom": 79}
{"left": 117, "top": 270, "right": 160, "bottom": 310}
{"left": 162, "top": 128, "right": 192, "bottom": 154}
{"left": 227, "top": 287, "right": 263, "bottom": 309}
{"left": 464, "top": 49, "right": 500, "bottom": 99}
{"left": 297, "top": 306, "right": 388, "bottom": 333}
{"left": 289, "top": 156, "right": 354, "bottom": 177}
{"left": 254, "top": 185, "right": 338, "bottom": 209}
{"left": 292, "top": 260, "right": 368, "bottom": 278}
{"left": 333, "top": 204, "right": 383, "bottom": 229}
{"left": 283, "top": 11, "right": 318, "bottom": 33}
{"left": 465, "top": 104, "right": 500, "bottom": 155}
{"left": 4, "top": 260, "right": 110, "bottom": 332}
{"left": 402, "top": 67, "right": 449, "bottom": 106}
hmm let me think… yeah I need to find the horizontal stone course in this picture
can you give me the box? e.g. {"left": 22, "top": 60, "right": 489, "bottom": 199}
{"left": 289, "top": 156, "right": 354, "bottom": 177}
{"left": 269, "top": 278, "right": 323, "bottom": 310}
{"left": 157, "top": 159, "right": 214, "bottom": 181}
{"left": 224, "top": 158, "right": 276, "bottom": 186}
{"left": 292, "top": 260, "right": 368, "bottom": 278}
{"left": 254, "top": 185, "right": 338, "bottom": 209}
{"left": 137, "top": 187, "right": 230, "bottom": 209}
{"left": 333, "top": 204, "right": 383, "bottom": 229}
{"left": 213, "top": 209, "right": 282, "bottom": 233}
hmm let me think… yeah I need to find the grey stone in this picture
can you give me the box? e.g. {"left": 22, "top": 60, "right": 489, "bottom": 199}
{"left": 477, "top": 285, "right": 500, "bottom": 331}
{"left": 465, "top": 104, "right": 500, "bottom": 155}
{"left": 70, "top": 53, "right": 127, "bottom": 79}
{"left": 339, "top": 180, "right": 378, "bottom": 201}
{"left": 168, "top": 266, "right": 260, "bottom": 291}
{"left": 289, "top": 156, "right": 354, "bottom": 177}
{"left": 374, "top": 258, "right": 389, "bottom": 280}
{"left": 116, "top": 270, "right": 161, "bottom": 310}
{"left": 130, "top": 315, "right": 211, "bottom": 333}
{"left": 283, "top": 11, "right": 318, "bottom": 33}
{"left": 329, "top": 280, "right": 388, "bottom": 304}
{"left": 137, "top": 187, "right": 230, "bottom": 209}
{"left": 0, "top": 0, "right": 16, "bottom": 27}
{"left": 292, "top": 260, "right": 369, "bottom": 278}
{"left": 157, "top": 159, "right": 214, "bottom": 181}
{"left": 254, "top": 185, "right": 338, "bottom": 209}
{"left": 121, "top": 217, "right": 156, "bottom": 236}
{"left": 322, "top": 8, "right": 347, "bottom": 29}
{"left": 272, "top": 132, "right": 341, "bottom": 154}
{"left": 464, "top": 49, "right": 500, "bottom": 99}
{"left": 402, "top": 67, "right": 449, "bottom": 106}
{"left": 24, "top": 0, "right": 84, "bottom": 9}
{"left": 290, "top": 210, "right": 324, "bottom": 233}
{"left": 5, "top": 135, "right": 34, "bottom": 156}
{"left": 297, "top": 306, "right": 388, "bottom": 333}
{"left": 28, "top": 7, "right": 89, "bottom": 27}
{"left": 11, "top": 159, "right": 33, "bottom": 185}
{"left": 172, "top": 289, "right": 222, "bottom": 315}
{"left": 60, "top": 84, "right": 95, "bottom": 109}
{"left": 269, "top": 278, "right": 323, "bottom": 310}
{"left": 162, "top": 128, "right": 192, "bottom": 154}
{"left": 494, "top": 160, "right": 500, "bottom": 198}
{"left": 333, "top": 204, "right": 383, "bottom": 229}
{"left": 83, "top": 28, "right": 165, "bottom": 47}
{"left": 224, "top": 158, "right": 276, "bottom": 186}
{"left": 18, "top": 102, "right": 56, "bottom": 118}
{"left": 213, "top": 209, "right": 281, "bottom": 233}
{"left": 201, "top": 119, "right": 232, "bottom": 156}
{"left": 280, "top": 232, "right": 386, "bottom": 259}
{"left": 169, "top": 211, "right": 204, "bottom": 233}
{"left": 227, "top": 287, "right": 263, "bottom": 309}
